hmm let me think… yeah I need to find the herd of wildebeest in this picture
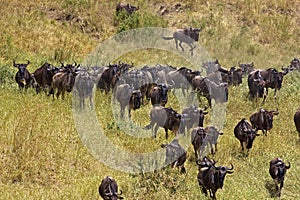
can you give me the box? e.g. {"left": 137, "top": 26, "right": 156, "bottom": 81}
{"left": 9, "top": 2, "right": 300, "bottom": 200}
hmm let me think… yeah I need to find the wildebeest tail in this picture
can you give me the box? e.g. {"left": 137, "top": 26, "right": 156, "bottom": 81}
{"left": 161, "top": 35, "right": 174, "bottom": 40}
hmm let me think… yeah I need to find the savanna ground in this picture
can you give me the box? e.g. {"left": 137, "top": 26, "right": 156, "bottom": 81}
{"left": 0, "top": 0, "right": 300, "bottom": 199}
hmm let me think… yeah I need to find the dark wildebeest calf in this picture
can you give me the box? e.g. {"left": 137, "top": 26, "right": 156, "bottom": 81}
{"left": 191, "top": 126, "right": 223, "bottom": 159}
{"left": 250, "top": 108, "right": 279, "bottom": 135}
{"left": 98, "top": 176, "right": 123, "bottom": 200}
{"left": 269, "top": 158, "right": 291, "bottom": 197}
{"left": 293, "top": 108, "right": 300, "bottom": 139}
{"left": 161, "top": 139, "right": 187, "bottom": 173}
{"left": 162, "top": 28, "right": 202, "bottom": 56}
{"left": 197, "top": 157, "right": 234, "bottom": 200}
{"left": 13, "top": 60, "right": 33, "bottom": 90}
{"left": 115, "top": 83, "right": 141, "bottom": 118}
{"left": 234, "top": 118, "right": 259, "bottom": 153}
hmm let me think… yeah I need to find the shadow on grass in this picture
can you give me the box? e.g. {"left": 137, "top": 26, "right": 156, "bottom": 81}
{"left": 265, "top": 180, "right": 278, "bottom": 198}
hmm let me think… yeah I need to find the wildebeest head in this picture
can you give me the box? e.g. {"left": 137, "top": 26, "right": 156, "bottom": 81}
{"left": 214, "top": 164, "right": 234, "bottom": 189}
{"left": 158, "top": 83, "right": 169, "bottom": 103}
{"left": 238, "top": 62, "right": 255, "bottom": 76}
{"left": 13, "top": 60, "right": 30, "bottom": 85}
{"left": 242, "top": 125, "right": 259, "bottom": 149}
{"left": 131, "top": 89, "right": 141, "bottom": 110}
{"left": 260, "top": 108, "right": 279, "bottom": 131}
{"left": 184, "top": 27, "right": 201, "bottom": 41}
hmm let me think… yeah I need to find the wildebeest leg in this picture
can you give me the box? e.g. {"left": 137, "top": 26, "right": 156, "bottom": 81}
{"left": 128, "top": 108, "right": 131, "bottom": 119}
{"left": 188, "top": 43, "right": 196, "bottom": 56}
{"left": 153, "top": 124, "right": 159, "bottom": 138}
{"left": 120, "top": 105, "right": 125, "bottom": 118}
{"left": 61, "top": 90, "right": 65, "bottom": 100}
{"left": 56, "top": 90, "right": 61, "bottom": 99}
{"left": 89, "top": 96, "right": 94, "bottom": 110}
{"left": 164, "top": 128, "right": 168, "bottom": 140}
{"left": 279, "top": 180, "right": 284, "bottom": 197}
{"left": 240, "top": 141, "right": 245, "bottom": 152}
{"left": 193, "top": 146, "right": 198, "bottom": 160}
{"left": 179, "top": 41, "right": 184, "bottom": 51}
{"left": 175, "top": 39, "right": 179, "bottom": 50}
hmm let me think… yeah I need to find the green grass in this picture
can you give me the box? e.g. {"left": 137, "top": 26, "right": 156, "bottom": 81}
{"left": 0, "top": 0, "right": 300, "bottom": 199}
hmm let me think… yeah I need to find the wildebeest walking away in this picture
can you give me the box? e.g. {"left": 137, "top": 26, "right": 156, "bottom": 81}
{"left": 162, "top": 28, "right": 201, "bottom": 56}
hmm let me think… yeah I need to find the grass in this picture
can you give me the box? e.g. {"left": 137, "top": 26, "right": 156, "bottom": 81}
{"left": 0, "top": 0, "right": 300, "bottom": 199}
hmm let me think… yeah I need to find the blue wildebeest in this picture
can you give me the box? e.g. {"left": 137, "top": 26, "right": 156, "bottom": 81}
{"left": 116, "top": 2, "right": 139, "bottom": 15}
{"left": 32, "top": 62, "right": 60, "bottom": 94}
{"left": 197, "top": 156, "right": 234, "bottom": 200}
{"left": 294, "top": 108, "right": 300, "bottom": 139}
{"left": 98, "top": 176, "right": 123, "bottom": 200}
{"left": 50, "top": 63, "right": 80, "bottom": 100}
{"left": 191, "top": 126, "right": 223, "bottom": 159}
{"left": 161, "top": 139, "right": 187, "bottom": 173}
{"left": 114, "top": 83, "right": 142, "bottom": 119}
{"left": 144, "top": 106, "right": 184, "bottom": 139}
{"left": 13, "top": 60, "right": 33, "bottom": 90}
{"left": 74, "top": 69, "right": 94, "bottom": 110}
{"left": 234, "top": 118, "right": 259, "bottom": 153}
{"left": 250, "top": 108, "right": 279, "bottom": 135}
{"left": 269, "top": 158, "right": 291, "bottom": 197}
{"left": 162, "top": 28, "right": 202, "bottom": 56}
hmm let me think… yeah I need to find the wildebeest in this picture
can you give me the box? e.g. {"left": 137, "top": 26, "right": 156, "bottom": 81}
{"left": 32, "top": 62, "right": 60, "bottom": 94}
{"left": 293, "top": 108, "right": 300, "bottom": 139}
{"left": 162, "top": 28, "right": 202, "bottom": 56}
{"left": 250, "top": 108, "right": 279, "bottom": 135}
{"left": 115, "top": 83, "right": 141, "bottom": 119}
{"left": 269, "top": 158, "right": 291, "bottom": 197}
{"left": 161, "top": 139, "right": 187, "bottom": 173}
{"left": 197, "top": 157, "right": 234, "bottom": 200}
{"left": 258, "top": 68, "right": 289, "bottom": 99}
{"left": 98, "top": 176, "right": 123, "bottom": 200}
{"left": 201, "top": 59, "right": 223, "bottom": 75}
{"left": 192, "top": 75, "right": 228, "bottom": 107}
{"left": 228, "top": 66, "right": 243, "bottom": 86}
{"left": 97, "top": 64, "right": 120, "bottom": 93}
{"left": 234, "top": 118, "right": 259, "bottom": 153}
{"left": 74, "top": 69, "right": 94, "bottom": 110}
{"left": 290, "top": 57, "right": 300, "bottom": 71}
{"left": 238, "top": 62, "right": 255, "bottom": 76}
{"left": 13, "top": 60, "right": 33, "bottom": 90}
{"left": 149, "top": 83, "right": 169, "bottom": 106}
{"left": 50, "top": 64, "right": 79, "bottom": 100}
{"left": 144, "top": 106, "right": 183, "bottom": 139}
{"left": 247, "top": 70, "right": 267, "bottom": 103}
{"left": 191, "top": 126, "right": 223, "bottom": 159}
{"left": 181, "top": 105, "right": 208, "bottom": 133}
{"left": 116, "top": 2, "right": 139, "bottom": 15}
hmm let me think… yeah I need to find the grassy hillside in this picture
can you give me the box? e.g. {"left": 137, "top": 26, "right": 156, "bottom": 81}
{"left": 0, "top": 0, "right": 300, "bottom": 199}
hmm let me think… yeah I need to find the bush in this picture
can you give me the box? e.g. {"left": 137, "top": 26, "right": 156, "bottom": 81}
{"left": 0, "top": 65, "right": 14, "bottom": 84}
{"left": 114, "top": 11, "right": 167, "bottom": 33}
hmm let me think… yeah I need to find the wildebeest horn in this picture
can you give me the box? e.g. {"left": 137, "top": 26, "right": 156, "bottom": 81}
{"left": 227, "top": 163, "right": 234, "bottom": 171}
{"left": 285, "top": 161, "right": 291, "bottom": 169}
{"left": 26, "top": 60, "right": 30, "bottom": 65}
{"left": 13, "top": 60, "right": 17, "bottom": 67}
{"left": 60, "top": 61, "right": 64, "bottom": 67}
